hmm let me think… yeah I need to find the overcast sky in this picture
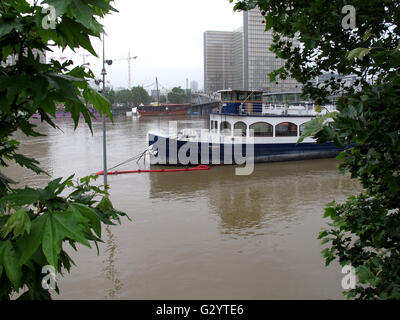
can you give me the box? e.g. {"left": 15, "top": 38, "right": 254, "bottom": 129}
{"left": 49, "top": 0, "right": 243, "bottom": 91}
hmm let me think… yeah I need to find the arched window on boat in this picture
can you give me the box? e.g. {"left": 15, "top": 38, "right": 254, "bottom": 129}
{"left": 249, "top": 122, "right": 273, "bottom": 137}
{"left": 233, "top": 121, "right": 247, "bottom": 137}
{"left": 299, "top": 122, "right": 309, "bottom": 136}
{"left": 275, "top": 122, "right": 298, "bottom": 137}
{"left": 220, "top": 121, "right": 231, "bottom": 135}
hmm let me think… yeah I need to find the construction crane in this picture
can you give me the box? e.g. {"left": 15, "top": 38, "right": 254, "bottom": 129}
{"left": 113, "top": 52, "right": 137, "bottom": 89}
{"left": 47, "top": 55, "right": 67, "bottom": 63}
{"left": 78, "top": 53, "right": 90, "bottom": 65}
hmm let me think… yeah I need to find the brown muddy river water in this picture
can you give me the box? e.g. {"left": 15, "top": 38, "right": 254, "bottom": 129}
{"left": 6, "top": 115, "right": 361, "bottom": 299}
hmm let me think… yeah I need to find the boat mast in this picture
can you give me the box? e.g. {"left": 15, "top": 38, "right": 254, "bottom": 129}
{"left": 156, "top": 77, "right": 160, "bottom": 106}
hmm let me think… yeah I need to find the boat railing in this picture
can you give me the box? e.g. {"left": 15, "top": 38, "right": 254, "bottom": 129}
{"left": 226, "top": 103, "right": 338, "bottom": 116}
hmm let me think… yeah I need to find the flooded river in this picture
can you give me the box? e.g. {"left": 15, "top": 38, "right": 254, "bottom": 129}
{"left": 6, "top": 115, "right": 361, "bottom": 299}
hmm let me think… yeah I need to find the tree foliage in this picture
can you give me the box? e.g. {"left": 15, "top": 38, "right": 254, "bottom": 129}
{"left": 231, "top": 0, "right": 400, "bottom": 299}
{"left": 231, "top": 0, "right": 400, "bottom": 104}
{"left": 0, "top": 0, "right": 128, "bottom": 299}
{"left": 167, "top": 86, "right": 188, "bottom": 104}
{"left": 114, "top": 86, "right": 151, "bottom": 106}
{"left": 103, "top": 87, "right": 115, "bottom": 105}
{"left": 131, "top": 86, "right": 151, "bottom": 106}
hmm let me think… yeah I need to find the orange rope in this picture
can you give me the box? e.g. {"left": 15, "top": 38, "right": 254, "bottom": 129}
{"left": 95, "top": 165, "right": 210, "bottom": 176}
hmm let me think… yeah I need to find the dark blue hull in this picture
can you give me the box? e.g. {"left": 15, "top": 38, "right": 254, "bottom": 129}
{"left": 148, "top": 133, "right": 343, "bottom": 165}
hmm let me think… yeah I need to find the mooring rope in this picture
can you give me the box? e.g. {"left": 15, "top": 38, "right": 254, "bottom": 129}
{"left": 94, "top": 147, "right": 211, "bottom": 176}
{"left": 94, "top": 146, "right": 211, "bottom": 176}
{"left": 95, "top": 165, "right": 210, "bottom": 176}
{"left": 97, "top": 148, "right": 149, "bottom": 175}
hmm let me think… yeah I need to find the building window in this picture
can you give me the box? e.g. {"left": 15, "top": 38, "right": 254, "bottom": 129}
{"left": 276, "top": 122, "right": 298, "bottom": 137}
{"left": 249, "top": 122, "right": 273, "bottom": 137}
{"left": 234, "top": 121, "right": 247, "bottom": 136}
{"left": 220, "top": 121, "right": 231, "bottom": 135}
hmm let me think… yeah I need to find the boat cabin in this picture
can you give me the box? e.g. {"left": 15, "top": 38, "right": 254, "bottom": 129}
{"left": 210, "top": 90, "right": 315, "bottom": 140}
{"left": 218, "top": 89, "right": 263, "bottom": 114}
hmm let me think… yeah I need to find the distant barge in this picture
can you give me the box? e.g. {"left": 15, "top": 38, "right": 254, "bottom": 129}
{"left": 137, "top": 103, "right": 190, "bottom": 116}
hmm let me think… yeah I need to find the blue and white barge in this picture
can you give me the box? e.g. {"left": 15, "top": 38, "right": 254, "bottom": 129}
{"left": 147, "top": 90, "right": 342, "bottom": 165}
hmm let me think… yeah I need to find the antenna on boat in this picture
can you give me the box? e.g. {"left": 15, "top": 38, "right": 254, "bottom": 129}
{"left": 156, "top": 77, "right": 160, "bottom": 106}
{"left": 239, "top": 88, "right": 262, "bottom": 114}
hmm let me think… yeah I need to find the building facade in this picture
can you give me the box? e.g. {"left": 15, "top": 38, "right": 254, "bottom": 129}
{"left": 190, "top": 80, "right": 199, "bottom": 92}
{"left": 203, "top": 31, "right": 237, "bottom": 94}
{"left": 204, "top": 9, "right": 300, "bottom": 94}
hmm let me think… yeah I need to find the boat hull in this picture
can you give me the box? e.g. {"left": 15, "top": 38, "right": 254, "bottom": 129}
{"left": 148, "top": 133, "right": 344, "bottom": 165}
{"left": 137, "top": 104, "right": 190, "bottom": 116}
{"left": 138, "top": 110, "right": 187, "bottom": 116}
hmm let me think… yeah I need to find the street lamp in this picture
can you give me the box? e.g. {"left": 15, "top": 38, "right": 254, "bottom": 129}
{"left": 100, "top": 32, "right": 113, "bottom": 186}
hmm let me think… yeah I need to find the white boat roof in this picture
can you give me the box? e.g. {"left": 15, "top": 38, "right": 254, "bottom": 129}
{"left": 217, "top": 89, "right": 263, "bottom": 94}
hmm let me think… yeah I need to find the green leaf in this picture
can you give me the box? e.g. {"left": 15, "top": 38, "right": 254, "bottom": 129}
{"left": 69, "top": 0, "right": 97, "bottom": 31}
{"left": 73, "top": 29, "right": 97, "bottom": 56}
{"left": 96, "top": 196, "right": 114, "bottom": 212}
{"left": 363, "top": 29, "right": 372, "bottom": 41}
{"left": 297, "top": 112, "right": 337, "bottom": 143}
{"left": 356, "top": 265, "right": 375, "bottom": 284}
{"left": 0, "top": 18, "right": 21, "bottom": 38}
{"left": 347, "top": 48, "right": 372, "bottom": 61}
{"left": 87, "top": 0, "right": 118, "bottom": 12}
{"left": 31, "top": 75, "right": 50, "bottom": 106}
{"left": 83, "top": 87, "right": 112, "bottom": 119}
{"left": 318, "top": 230, "right": 329, "bottom": 239}
{"left": 1, "top": 208, "right": 31, "bottom": 239}
{"left": 386, "top": 176, "right": 400, "bottom": 195}
{"left": 17, "top": 213, "right": 47, "bottom": 266}
{"left": 323, "top": 207, "right": 336, "bottom": 218}
{"left": 41, "top": 211, "right": 91, "bottom": 270}
{"left": 45, "top": 72, "right": 81, "bottom": 103}
{"left": 320, "top": 237, "right": 330, "bottom": 245}
{"left": 13, "top": 154, "right": 47, "bottom": 175}
{"left": 45, "top": 0, "right": 72, "bottom": 16}
{"left": 0, "top": 240, "right": 22, "bottom": 288}
{"left": 69, "top": 203, "right": 101, "bottom": 238}
{"left": 321, "top": 248, "right": 335, "bottom": 266}
{"left": 0, "top": 188, "right": 41, "bottom": 207}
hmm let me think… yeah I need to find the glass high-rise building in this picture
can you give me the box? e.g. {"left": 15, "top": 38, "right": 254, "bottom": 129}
{"left": 204, "top": 8, "right": 301, "bottom": 93}
{"left": 203, "top": 30, "right": 240, "bottom": 93}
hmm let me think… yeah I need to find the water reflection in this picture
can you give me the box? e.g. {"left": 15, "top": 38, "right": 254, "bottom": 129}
{"left": 149, "top": 159, "right": 360, "bottom": 236}
{"left": 102, "top": 226, "right": 123, "bottom": 299}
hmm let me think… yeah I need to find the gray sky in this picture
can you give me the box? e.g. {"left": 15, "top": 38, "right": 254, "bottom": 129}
{"left": 50, "top": 0, "right": 243, "bottom": 91}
